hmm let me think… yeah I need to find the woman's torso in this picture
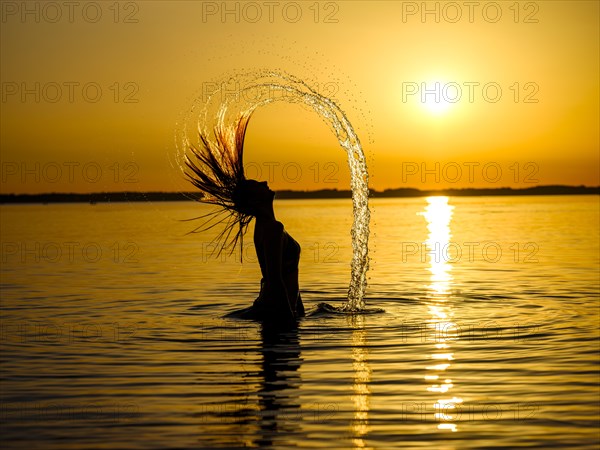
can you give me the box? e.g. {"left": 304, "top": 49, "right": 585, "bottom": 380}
{"left": 254, "top": 221, "right": 302, "bottom": 314}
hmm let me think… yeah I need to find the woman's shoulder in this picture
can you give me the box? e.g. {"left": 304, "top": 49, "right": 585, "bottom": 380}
{"left": 256, "top": 219, "right": 285, "bottom": 239}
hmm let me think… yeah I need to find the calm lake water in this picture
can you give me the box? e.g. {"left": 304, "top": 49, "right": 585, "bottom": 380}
{"left": 1, "top": 196, "right": 599, "bottom": 449}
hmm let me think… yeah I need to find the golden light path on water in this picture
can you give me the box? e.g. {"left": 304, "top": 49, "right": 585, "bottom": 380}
{"left": 420, "top": 196, "right": 463, "bottom": 433}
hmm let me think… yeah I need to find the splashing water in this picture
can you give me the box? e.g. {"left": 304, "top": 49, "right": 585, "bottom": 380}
{"left": 177, "top": 72, "right": 375, "bottom": 312}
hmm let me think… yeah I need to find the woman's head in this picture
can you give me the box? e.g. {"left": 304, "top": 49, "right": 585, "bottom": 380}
{"left": 232, "top": 179, "right": 275, "bottom": 216}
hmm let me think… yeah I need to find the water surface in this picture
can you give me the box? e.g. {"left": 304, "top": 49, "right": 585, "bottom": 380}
{"left": 1, "top": 196, "right": 599, "bottom": 449}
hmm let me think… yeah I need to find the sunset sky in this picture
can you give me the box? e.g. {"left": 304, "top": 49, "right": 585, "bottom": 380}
{"left": 1, "top": 1, "right": 598, "bottom": 194}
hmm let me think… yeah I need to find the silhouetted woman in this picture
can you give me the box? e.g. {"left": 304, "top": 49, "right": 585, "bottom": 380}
{"left": 184, "top": 111, "right": 304, "bottom": 322}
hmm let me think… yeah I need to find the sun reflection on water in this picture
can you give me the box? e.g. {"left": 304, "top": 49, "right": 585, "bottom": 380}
{"left": 422, "top": 196, "right": 454, "bottom": 296}
{"left": 419, "top": 196, "right": 462, "bottom": 432}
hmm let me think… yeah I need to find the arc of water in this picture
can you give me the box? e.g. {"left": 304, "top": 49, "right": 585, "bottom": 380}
{"left": 178, "top": 72, "right": 370, "bottom": 311}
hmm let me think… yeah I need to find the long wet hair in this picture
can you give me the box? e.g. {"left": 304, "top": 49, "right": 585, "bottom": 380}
{"left": 184, "top": 110, "right": 254, "bottom": 260}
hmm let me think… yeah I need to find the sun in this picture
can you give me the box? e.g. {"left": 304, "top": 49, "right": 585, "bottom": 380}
{"left": 420, "top": 80, "right": 454, "bottom": 116}
{"left": 423, "top": 95, "right": 453, "bottom": 115}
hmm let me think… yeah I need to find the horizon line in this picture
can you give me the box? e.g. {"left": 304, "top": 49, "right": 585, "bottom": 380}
{"left": 1, "top": 185, "right": 598, "bottom": 204}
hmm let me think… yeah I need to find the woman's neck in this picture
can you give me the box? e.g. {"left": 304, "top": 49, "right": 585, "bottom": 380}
{"left": 254, "top": 204, "right": 276, "bottom": 223}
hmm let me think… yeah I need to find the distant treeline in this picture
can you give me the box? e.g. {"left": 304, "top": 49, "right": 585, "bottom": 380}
{"left": 0, "top": 185, "right": 598, "bottom": 204}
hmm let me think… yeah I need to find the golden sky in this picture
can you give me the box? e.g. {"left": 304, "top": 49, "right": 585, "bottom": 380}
{"left": 1, "top": 1, "right": 598, "bottom": 193}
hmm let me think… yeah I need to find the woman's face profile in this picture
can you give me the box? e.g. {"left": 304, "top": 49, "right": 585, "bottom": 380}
{"left": 245, "top": 179, "right": 274, "bottom": 202}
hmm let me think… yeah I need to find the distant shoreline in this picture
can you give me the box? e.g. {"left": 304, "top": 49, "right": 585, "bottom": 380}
{"left": 0, "top": 185, "right": 598, "bottom": 204}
